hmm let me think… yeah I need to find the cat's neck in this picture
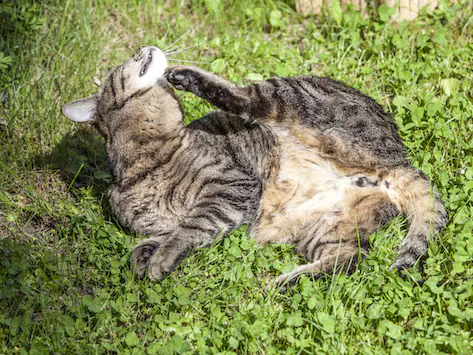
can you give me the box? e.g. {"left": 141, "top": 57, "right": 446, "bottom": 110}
{"left": 104, "top": 89, "right": 185, "bottom": 184}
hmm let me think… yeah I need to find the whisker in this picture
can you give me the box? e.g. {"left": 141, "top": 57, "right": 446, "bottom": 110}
{"left": 163, "top": 25, "right": 196, "bottom": 51}
{"left": 165, "top": 44, "right": 199, "bottom": 56}
{"left": 164, "top": 41, "right": 191, "bottom": 53}
{"left": 162, "top": 27, "right": 170, "bottom": 44}
{"left": 126, "top": 45, "right": 135, "bottom": 55}
{"left": 168, "top": 58, "right": 210, "bottom": 65}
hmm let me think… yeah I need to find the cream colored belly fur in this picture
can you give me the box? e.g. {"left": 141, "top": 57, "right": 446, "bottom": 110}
{"left": 252, "top": 129, "right": 387, "bottom": 244}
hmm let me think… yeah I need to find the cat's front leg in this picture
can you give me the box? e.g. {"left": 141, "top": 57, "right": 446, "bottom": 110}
{"left": 146, "top": 224, "right": 219, "bottom": 281}
{"left": 144, "top": 201, "right": 245, "bottom": 280}
{"left": 146, "top": 234, "right": 194, "bottom": 281}
{"left": 165, "top": 66, "right": 228, "bottom": 97}
{"left": 165, "top": 66, "right": 271, "bottom": 119}
{"left": 132, "top": 235, "right": 168, "bottom": 278}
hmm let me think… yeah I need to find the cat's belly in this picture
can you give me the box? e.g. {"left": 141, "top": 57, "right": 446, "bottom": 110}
{"left": 251, "top": 130, "right": 380, "bottom": 244}
{"left": 252, "top": 171, "right": 351, "bottom": 244}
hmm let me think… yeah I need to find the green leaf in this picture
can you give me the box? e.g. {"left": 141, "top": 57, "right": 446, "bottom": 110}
{"left": 145, "top": 288, "right": 162, "bottom": 304}
{"left": 286, "top": 311, "right": 304, "bottom": 327}
{"left": 392, "top": 95, "right": 408, "bottom": 108}
{"left": 426, "top": 99, "right": 443, "bottom": 117}
{"left": 229, "top": 245, "right": 242, "bottom": 257}
{"left": 62, "top": 315, "right": 75, "bottom": 337}
{"left": 317, "top": 312, "right": 335, "bottom": 333}
{"left": 210, "top": 58, "right": 226, "bottom": 73}
{"left": 275, "top": 62, "right": 290, "bottom": 77}
{"left": 82, "top": 295, "right": 104, "bottom": 313}
{"left": 465, "top": 181, "right": 473, "bottom": 192}
{"left": 448, "top": 300, "right": 464, "bottom": 318}
{"left": 433, "top": 28, "right": 447, "bottom": 45}
{"left": 330, "top": 1, "right": 343, "bottom": 26}
{"left": 169, "top": 335, "right": 190, "bottom": 353}
{"left": 378, "top": 319, "right": 403, "bottom": 340}
{"left": 424, "top": 277, "right": 444, "bottom": 295}
{"left": 125, "top": 331, "right": 140, "bottom": 347}
{"left": 246, "top": 73, "right": 264, "bottom": 81}
{"left": 228, "top": 336, "right": 239, "bottom": 349}
{"left": 147, "top": 343, "right": 161, "bottom": 355}
{"left": 269, "top": 10, "right": 283, "bottom": 28}
{"left": 440, "top": 78, "right": 459, "bottom": 97}
{"left": 307, "top": 296, "right": 317, "bottom": 310}
{"left": 0, "top": 52, "right": 13, "bottom": 70}
{"left": 204, "top": 0, "right": 221, "bottom": 16}
{"left": 378, "top": 4, "right": 396, "bottom": 22}
{"left": 366, "top": 303, "right": 384, "bottom": 319}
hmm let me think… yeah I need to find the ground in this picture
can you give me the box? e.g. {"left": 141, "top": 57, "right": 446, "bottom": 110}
{"left": 1, "top": 1, "right": 473, "bottom": 354}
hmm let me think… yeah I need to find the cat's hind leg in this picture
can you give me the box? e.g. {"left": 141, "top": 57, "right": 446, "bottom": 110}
{"left": 379, "top": 168, "right": 447, "bottom": 271}
{"left": 275, "top": 243, "right": 361, "bottom": 286}
{"left": 275, "top": 188, "right": 397, "bottom": 287}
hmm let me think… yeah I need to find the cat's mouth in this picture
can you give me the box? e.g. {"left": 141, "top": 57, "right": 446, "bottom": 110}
{"left": 139, "top": 51, "right": 153, "bottom": 77}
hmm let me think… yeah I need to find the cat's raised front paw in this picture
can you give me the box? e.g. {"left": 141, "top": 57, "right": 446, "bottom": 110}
{"left": 164, "top": 67, "right": 200, "bottom": 92}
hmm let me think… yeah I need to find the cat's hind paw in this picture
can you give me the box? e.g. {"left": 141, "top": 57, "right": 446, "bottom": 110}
{"left": 273, "top": 271, "right": 298, "bottom": 292}
{"left": 390, "top": 255, "right": 417, "bottom": 278}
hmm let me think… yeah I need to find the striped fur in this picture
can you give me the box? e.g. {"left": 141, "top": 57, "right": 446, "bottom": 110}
{"left": 165, "top": 66, "right": 447, "bottom": 284}
{"left": 62, "top": 47, "right": 447, "bottom": 283}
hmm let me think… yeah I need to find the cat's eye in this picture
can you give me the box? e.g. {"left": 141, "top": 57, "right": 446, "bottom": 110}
{"left": 133, "top": 46, "right": 146, "bottom": 61}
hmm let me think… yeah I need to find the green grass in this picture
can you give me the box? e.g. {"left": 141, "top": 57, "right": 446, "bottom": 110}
{"left": 1, "top": 0, "right": 473, "bottom": 353}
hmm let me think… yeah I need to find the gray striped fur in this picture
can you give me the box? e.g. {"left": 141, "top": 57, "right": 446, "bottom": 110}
{"left": 62, "top": 47, "right": 447, "bottom": 284}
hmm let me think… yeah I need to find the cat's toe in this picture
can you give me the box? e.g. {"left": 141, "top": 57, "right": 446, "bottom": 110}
{"left": 392, "top": 254, "right": 417, "bottom": 271}
{"left": 132, "top": 239, "right": 161, "bottom": 278}
{"left": 147, "top": 244, "right": 189, "bottom": 281}
{"left": 164, "top": 67, "right": 194, "bottom": 91}
{"left": 274, "top": 273, "right": 297, "bottom": 290}
{"left": 390, "top": 255, "right": 418, "bottom": 279}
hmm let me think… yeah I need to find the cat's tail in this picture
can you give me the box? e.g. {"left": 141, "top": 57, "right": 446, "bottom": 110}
{"left": 380, "top": 167, "right": 448, "bottom": 270}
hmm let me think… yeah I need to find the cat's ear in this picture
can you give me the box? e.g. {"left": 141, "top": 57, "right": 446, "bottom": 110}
{"left": 62, "top": 94, "right": 98, "bottom": 123}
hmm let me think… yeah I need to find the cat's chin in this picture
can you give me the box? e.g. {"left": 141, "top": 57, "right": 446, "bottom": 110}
{"left": 135, "top": 46, "right": 168, "bottom": 90}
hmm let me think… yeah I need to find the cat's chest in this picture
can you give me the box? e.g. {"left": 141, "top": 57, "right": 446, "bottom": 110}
{"left": 108, "top": 170, "right": 190, "bottom": 234}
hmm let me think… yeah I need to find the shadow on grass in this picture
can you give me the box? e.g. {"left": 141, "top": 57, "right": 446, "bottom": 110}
{"left": 33, "top": 126, "right": 114, "bottom": 220}
{"left": 36, "top": 126, "right": 111, "bottom": 195}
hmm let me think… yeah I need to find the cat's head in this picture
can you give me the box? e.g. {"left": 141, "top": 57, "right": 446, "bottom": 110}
{"left": 62, "top": 46, "right": 178, "bottom": 135}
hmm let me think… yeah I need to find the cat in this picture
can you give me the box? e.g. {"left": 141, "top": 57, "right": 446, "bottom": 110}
{"left": 62, "top": 46, "right": 447, "bottom": 285}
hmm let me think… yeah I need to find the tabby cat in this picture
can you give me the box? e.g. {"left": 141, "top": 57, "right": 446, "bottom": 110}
{"left": 62, "top": 46, "right": 447, "bottom": 285}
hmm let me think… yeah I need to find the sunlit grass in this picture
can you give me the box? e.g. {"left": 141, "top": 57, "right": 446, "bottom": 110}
{"left": 1, "top": 0, "right": 472, "bottom": 353}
